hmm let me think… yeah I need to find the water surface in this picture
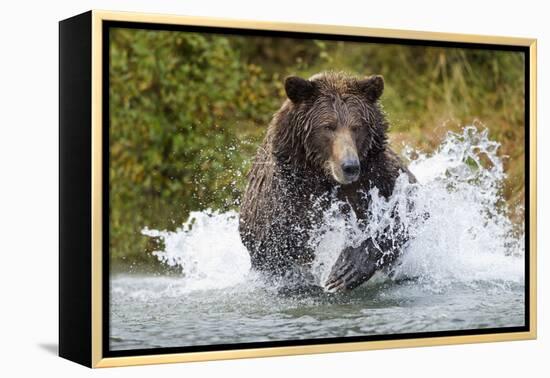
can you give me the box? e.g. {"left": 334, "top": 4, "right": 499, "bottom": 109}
{"left": 110, "top": 274, "right": 524, "bottom": 350}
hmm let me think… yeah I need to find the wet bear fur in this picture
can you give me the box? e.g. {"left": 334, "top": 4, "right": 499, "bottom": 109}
{"left": 239, "top": 71, "right": 416, "bottom": 292}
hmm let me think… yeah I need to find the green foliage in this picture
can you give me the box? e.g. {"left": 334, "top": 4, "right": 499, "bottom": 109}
{"left": 109, "top": 28, "right": 525, "bottom": 264}
{"left": 109, "top": 29, "right": 278, "bottom": 263}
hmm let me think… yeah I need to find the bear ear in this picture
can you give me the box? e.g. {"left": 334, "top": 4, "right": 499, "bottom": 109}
{"left": 284, "top": 76, "right": 316, "bottom": 103}
{"left": 358, "top": 75, "right": 384, "bottom": 102}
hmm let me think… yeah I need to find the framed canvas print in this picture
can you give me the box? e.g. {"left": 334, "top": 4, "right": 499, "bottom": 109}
{"left": 59, "top": 10, "right": 537, "bottom": 368}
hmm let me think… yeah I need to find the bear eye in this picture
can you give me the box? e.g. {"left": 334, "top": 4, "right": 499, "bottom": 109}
{"left": 324, "top": 124, "right": 337, "bottom": 131}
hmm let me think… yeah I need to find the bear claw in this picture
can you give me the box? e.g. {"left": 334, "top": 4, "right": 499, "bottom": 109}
{"left": 324, "top": 243, "right": 377, "bottom": 292}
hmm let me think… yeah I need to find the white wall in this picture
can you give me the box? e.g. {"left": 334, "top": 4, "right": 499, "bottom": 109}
{"left": 0, "top": 0, "right": 546, "bottom": 376}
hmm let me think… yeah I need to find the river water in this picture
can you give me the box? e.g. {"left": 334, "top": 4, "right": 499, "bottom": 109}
{"left": 109, "top": 127, "right": 525, "bottom": 351}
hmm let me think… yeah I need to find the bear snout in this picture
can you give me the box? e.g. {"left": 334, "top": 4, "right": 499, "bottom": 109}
{"left": 341, "top": 160, "right": 360, "bottom": 182}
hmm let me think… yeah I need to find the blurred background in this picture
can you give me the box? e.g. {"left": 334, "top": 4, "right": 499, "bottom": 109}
{"left": 109, "top": 27, "right": 525, "bottom": 267}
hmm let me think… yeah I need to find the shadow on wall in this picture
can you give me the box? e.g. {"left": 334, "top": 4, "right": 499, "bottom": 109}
{"left": 37, "top": 343, "right": 58, "bottom": 356}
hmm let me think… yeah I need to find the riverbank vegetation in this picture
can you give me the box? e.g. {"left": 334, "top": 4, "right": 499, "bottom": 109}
{"left": 109, "top": 28, "right": 525, "bottom": 265}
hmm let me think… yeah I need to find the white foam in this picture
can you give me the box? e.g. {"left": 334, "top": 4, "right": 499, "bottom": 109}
{"left": 393, "top": 127, "right": 524, "bottom": 289}
{"left": 142, "top": 210, "right": 251, "bottom": 292}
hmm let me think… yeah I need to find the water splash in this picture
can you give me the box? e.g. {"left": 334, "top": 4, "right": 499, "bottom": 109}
{"left": 142, "top": 210, "right": 251, "bottom": 292}
{"left": 142, "top": 126, "right": 524, "bottom": 293}
{"left": 393, "top": 127, "right": 524, "bottom": 290}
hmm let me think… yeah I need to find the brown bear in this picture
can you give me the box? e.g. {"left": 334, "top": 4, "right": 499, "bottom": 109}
{"left": 239, "top": 71, "right": 416, "bottom": 292}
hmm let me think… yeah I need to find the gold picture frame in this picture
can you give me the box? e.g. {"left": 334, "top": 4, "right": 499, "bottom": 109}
{"left": 59, "top": 9, "right": 537, "bottom": 368}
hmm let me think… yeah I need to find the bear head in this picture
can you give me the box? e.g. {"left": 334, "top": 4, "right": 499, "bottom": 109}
{"left": 271, "top": 71, "right": 388, "bottom": 185}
